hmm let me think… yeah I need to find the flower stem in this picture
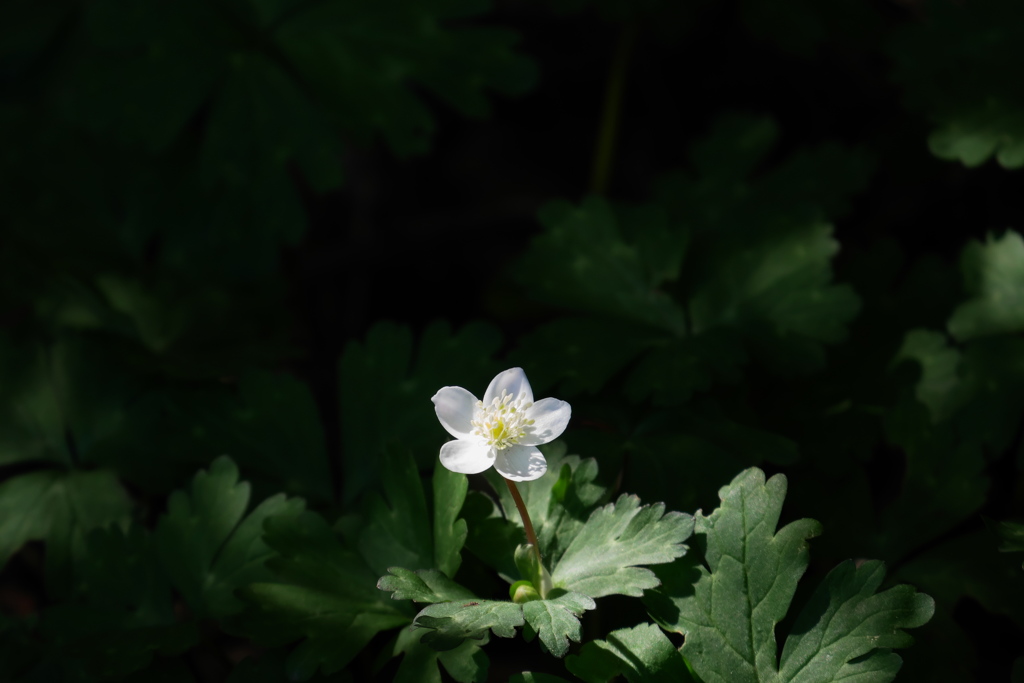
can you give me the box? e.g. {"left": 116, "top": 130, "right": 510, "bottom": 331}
{"left": 589, "top": 22, "right": 638, "bottom": 196}
{"left": 505, "top": 478, "right": 542, "bottom": 568}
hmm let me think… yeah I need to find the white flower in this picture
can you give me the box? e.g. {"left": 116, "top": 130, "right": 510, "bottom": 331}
{"left": 431, "top": 368, "right": 571, "bottom": 482}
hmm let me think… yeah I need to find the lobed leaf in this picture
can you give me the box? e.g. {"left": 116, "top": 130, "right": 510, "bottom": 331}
{"left": 566, "top": 622, "right": 693, "bottom": 683}
{"left": 0, "top": 468, "right": 130, "bottom": 575}
{"left": 378, "top": 568, "right": 476, "bottom": 603}
{"left": 434, "top": 459, "right": 470, "bottom": 578}
{"left": 237, "top": 510, "right": 409, "bottom": 679}
{"left": 339, "top": 320, "right": 502, "bottom": 501}
{"left": 156, "top": 456, "right": 305, "bottom": 619}
{"left": 522, "top": 591, "right": 595, "bottom": 657}
{"left": 646, "top": 467, "right": 933, "bottom": 683}
{"left": 551, "top": 495, "right": 693, "bottom": 599}
{"left": 891, "top": 0, "right": 1024, "bottom": 169}
{"left": 948, "top": 231, "right": 1024, "bottom": 341}
{"left": 415, "top": 600, "right": 526, "bottom": 651}
{"left": 778, "top": 560, "right": 934, "bottom": 682}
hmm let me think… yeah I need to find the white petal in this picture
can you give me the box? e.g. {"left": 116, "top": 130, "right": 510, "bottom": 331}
{"left": 494, "top": 445, "right": 547, "bottom": 481}
{"left": 483, "top": 367, "right": 534, "bottom": 405}
{"left": 439, "top": 440, "right": 495, "bottom": 474}
{"left": 432, "top": 386, "right": 479, "bottom": 438}
{"left": 520, "top": 398, "right": 571, "bottom": 445}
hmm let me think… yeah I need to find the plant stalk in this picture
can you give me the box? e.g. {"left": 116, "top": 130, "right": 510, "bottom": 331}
{"left": 589, "top": 22, "right": 639, "bottom": 196}
{"left": 505, "top": 478, "right": 543, "bottom": 569}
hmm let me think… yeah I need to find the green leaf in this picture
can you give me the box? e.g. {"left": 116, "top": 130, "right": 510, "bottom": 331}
{"left": 891, "top": 529, "right": 1024, "bottom": 681}
{"left": 339, "top": 320, "right": 502, "bottom": 501}
{"left": 156, "top": 456, "right": 305, "bottom": 618}
{"left": 521, "top": 591, "right": 595, "bottom": 657}
{"left": 895, "top": 330, "right": 967, "bottom": 423}
{"left": 891, "top": 0, "right": 1024, "bottom": 169}
{"left": 879, "top": 380, "right": 987, "bottom": 560}
{"left": 513, "top": 197, "right": 687, "bottom": 334}
{"left": 392, "top": 627, "right": 489, "bottom": 683}
{"left": 739, "top": 0, "right": 882, "bottom": 58}
{"left": 41, "top": 605, "right": 198, "bottom": 681}
{"left": 237, "top": 510, "right": 408, "bottom": 679}
{"left": 778, "top": 560, "right": 934, "bottom": 682}
{"left": 0, "top": 468, "right": 130, "bottom": 573}
{"left": 948, "top": 231, "right": 1024, "bottom": 341}
{"left": 687, "top": 221, "right": 860, "bottom": 349}
{"left": 551, "top": 495, "right": 693, "bottom": 598}
{"left": 0, "top": 335, "right": 139, "bottom": 469}
{"left": 508, "top": 317, "right": 656, "bottom": 397}
{"left": 566, "top": 623, "right": 692, "bottom": 683}
{"left": 991, "top": 519, "right": 1024, "bottom": 556}
{"left": 77, "top": 523, "right": 174, "bottom": 625}
{"left": 378, "top": 568, "right": 476, "bottom": 603}
{"left": 509, "top": 674, "right": 571, "bottom": 683}
{"left": 476, "top": 444, "right": 607, "bottom": 575}
{"left": 434, "top": 459, "right": 469, "bottom": 578}
{"left": 646, "top": 468, "right": 934, "bottom": 683}
{"left": 628, "top": 410, "right": 798, "bottom": 515}
{"left": 357, "top": 450, "right": 434, "bottom": 577}
{"left": 275, "top": 0, "right": 536, "bottom": 156}
{"left": 415, "top": 600, "right": 526, "bottom": 651}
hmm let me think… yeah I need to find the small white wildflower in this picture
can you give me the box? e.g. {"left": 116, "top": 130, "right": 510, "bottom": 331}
{"left": 430, "top": 368, "right": 571, "bottom": 481}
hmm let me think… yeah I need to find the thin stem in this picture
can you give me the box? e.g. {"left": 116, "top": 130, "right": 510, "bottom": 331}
{"left": 589, "top": 22, "right": 639, "bottom": 196}
{"left": 505, "top": 478, "right": 542, "bottom": 567}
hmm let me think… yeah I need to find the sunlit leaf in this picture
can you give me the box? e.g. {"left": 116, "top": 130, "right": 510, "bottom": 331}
{"left": 646, "top": 468, "right": 933, "bottom": 683}
{"left": 948, "top": 231, "right": 1024, "bottom": 341}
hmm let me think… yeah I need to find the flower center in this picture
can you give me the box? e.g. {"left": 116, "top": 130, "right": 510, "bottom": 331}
{"left": 471, "top": 391, "right": 534, "bottom": 450}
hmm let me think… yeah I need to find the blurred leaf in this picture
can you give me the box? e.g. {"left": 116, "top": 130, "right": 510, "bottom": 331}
{"left": 948, "top": 231, "right": 1024, "bottom": 341}
{"left": 895, "top": 330, "right": 967, "bottom": 422}
{"left": 358, "top": 451, "right": 434, "bottom": 578}
{"left": 0, "top": 0, "right": 69, "bottom": 71}
{"left": 740, "top": 0, "right": 882, "bottom": 58}
{"left": 622, "top": 330, "right": 746, "bottom": 405}
{"left": 646, "top": 468, "right": 933, "bottom": 683}
{"left": 40, "top": 604, "right": 198, "bottom": 681}
{"left": 896, "top": 330, "right": 1024, "bottom": 456}
{"left": 0, "top": 335, "right": 139, "bottom": 469}
{"left": 991, "top": 519, "right": 1024, "bottom": 556}
{"left": 199, "top": 51, "right": 342, "bottom": 193}
{"left": 627, "top": 407, "right": 798, "bottom": 516}
{"left": 510, "top": 317, "right": 657, "bottom": 396}
{"left": 78, "top": 523, "right": 174, "bottom": 625}
{"left": 156, "top": 456, "right": 306, "bottom": 619}
{"left": 237, "top": 509, "right": 409, "bottom": 679}
{"left": 0, "top": 468, "right": 130, "bottom": 574}
{"left": 276, "top": 0, "right": 536, "bottom": 156}
{"left": 893, "top": 530, "right": 1024, "bottom": 681}
{"left": 512, "top": 117, "right": 867, "bottom": 408}
{"left": 566, "top": 622, "right": 693, "bottom": 683}
{"left": 891, "top": 0, "right": 1024, "bottom": 169}
{"left": 509, "top": 674, "right": 570, "bottom": 683}
{"left": 514, "top": 197, "right": 687, "bottom": 334}
{"left": 7, "top": 524, "right": 196, "bottom": 680}
{"left": 688, "top": 221, "right": 860, "bottom": 352}
{"left": 338, "top": 320, "right": 502, "bottom": 501}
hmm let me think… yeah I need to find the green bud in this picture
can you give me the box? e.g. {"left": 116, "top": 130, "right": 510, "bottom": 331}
{"left": 510, "top": 580, "right": 542, "bottom": 603}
